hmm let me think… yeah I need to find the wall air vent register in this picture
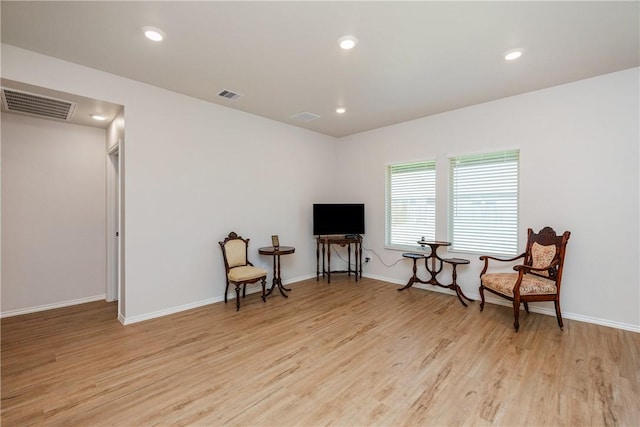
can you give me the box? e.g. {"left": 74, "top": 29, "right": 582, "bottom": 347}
{"left": 218, "top": 90, "right": 243, "bottom": 100}
{"left": 1, "top": 88, "right": 76, "bottom": 121}
{"left": 290, "top": 112, "right": 320, "bottom": 122}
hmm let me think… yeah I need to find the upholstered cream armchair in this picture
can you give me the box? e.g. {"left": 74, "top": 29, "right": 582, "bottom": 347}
{"left": 479, "top": 227, "right": 571, "bottom": 332}
{"left": 219, "top": 232, "right": 267, "bottom": 311}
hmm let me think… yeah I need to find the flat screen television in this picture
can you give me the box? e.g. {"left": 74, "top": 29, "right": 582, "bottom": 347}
{"left": 313, "top": 203, "right": 365, "bottom": 236}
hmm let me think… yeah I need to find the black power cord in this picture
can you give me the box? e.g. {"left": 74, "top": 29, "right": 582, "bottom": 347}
{"left": 330, "top": 245, "right": 419, "bottom": 268}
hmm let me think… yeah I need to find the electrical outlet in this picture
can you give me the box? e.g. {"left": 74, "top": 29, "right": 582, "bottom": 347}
{"left": 365, "top": 257, "right": 371, "bottom": 263}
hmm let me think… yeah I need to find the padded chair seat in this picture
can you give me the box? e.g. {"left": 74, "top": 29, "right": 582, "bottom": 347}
{"left": 228, "top": 265, "right": 267, "bottom": 282}
{"left": 482, "top": 272, "right": 557, "bottom": 297}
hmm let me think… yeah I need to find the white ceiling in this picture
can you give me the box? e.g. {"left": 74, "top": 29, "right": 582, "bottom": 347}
{"left": 1, "top": 1, "right": 638, "bottom": 137}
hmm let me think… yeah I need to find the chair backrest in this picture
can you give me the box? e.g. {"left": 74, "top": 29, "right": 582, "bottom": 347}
{"left": 523, "top": 227, "right": 571, "bottom": 282}
{"left": 219, "top": 232, "right": 249, "bottom": 271}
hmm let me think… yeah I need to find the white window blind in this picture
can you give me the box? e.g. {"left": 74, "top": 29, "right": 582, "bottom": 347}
{"left": 449, "top": 150, "right": 519, "bottom": 255}
{"left": 386, "top": 161, "right": 436, "bottom": 247}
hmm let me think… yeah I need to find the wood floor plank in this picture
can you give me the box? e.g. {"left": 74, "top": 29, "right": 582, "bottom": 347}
{"left": 2, "top": 276, "right": 639, "bottom": 426}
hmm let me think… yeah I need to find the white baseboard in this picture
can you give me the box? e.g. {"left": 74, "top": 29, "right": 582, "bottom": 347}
{"left": 0, "top": 294, "right": 106, "bottom": 318}
{"left": 472, "top": 294, "right": 640, "bottom": 333}
{"left": 120, "top": 274, "right": 317, "bottom": 325}
{"left": 362, "top": 273, "right": 640, "bottom": 333}
{"left": 286, "top": 273, "right": 317, "bottom": 284}
{"left": 121, "top": 296, "right": 223, "bottom": 325}
{"left": 7, "top": 276, "right": 637, "bottom": 334}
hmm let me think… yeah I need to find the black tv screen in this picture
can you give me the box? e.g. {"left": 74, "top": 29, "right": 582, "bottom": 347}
{"left": 313, "top": 204, "right": 365, "bottom": 236}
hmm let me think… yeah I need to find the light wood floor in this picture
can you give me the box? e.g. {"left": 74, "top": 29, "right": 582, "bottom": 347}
{"left": 2, "top": 277, "right": 639, "bottom": 426}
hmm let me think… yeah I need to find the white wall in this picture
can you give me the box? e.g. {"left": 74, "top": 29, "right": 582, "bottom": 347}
{"left": 337, "top": 68, "right": 640, "bottom": 331}
{"left": 1, "top": 113, "right": 107, "bottom": 314}
{"left": 1, "top": 44, "right": 338, "bottom": 322}
{"left": 122, "top": 98, "right": 337, "bottom": 321}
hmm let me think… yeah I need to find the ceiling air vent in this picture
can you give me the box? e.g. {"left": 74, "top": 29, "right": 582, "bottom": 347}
{"left": 1, "top": 88, "right": 76, "bottom": 121}
{"left": 291, "top": 112, "right": 320, "bottom": 122}
{"left": 218, "top": 89, "right": 242, "bottom": 100}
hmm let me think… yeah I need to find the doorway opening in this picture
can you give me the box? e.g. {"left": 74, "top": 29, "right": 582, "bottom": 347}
{"left": 107, "top": 139, "right": 123, "bottom": 320}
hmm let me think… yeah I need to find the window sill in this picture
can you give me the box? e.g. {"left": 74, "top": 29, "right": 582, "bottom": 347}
{"left": 384, "top": 244, "right": 432, "bottom": 253}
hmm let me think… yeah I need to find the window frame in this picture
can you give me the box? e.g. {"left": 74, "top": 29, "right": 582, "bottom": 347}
{"left": 385, "top": 159, "right": 437, "bottom": 250}
{"left": 448, "top": 149, "right": 520, "bottom": 256}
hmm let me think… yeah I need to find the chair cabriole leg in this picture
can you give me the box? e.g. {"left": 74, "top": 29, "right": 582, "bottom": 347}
{"left": 554, "top": 299, "right": 564, "bottom": 330}
{"left": 235, "top": 285, "right": 241, "bottom": 311}
{"left": 479, "top": 284, "right": 486, "bottom": 311}
{"left": 513, "top": 299, "right": 520, "bottom": 332}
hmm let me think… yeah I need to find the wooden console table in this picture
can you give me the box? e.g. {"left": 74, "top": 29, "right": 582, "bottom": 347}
{"left": 316, "top": 235, "right": 362, "bottom": 283}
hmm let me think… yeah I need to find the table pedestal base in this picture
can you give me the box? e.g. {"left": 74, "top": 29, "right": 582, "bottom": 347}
{"left": 399, "top": 253, "right": 473, "bottom": 307}
{"left": 266, "top": 278, "right": 291, "bottom": 298}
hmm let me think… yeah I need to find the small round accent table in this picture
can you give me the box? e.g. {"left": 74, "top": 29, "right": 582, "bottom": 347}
{"left": 258, "top": 246, "right": 295, "bottom": 298}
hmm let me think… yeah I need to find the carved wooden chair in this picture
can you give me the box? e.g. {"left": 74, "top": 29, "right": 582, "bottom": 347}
{"left": 219, "top": 232, "right": 267, "bottom": 311}
{"left": 479, "top": 227, "right": 571, "bottom": 332}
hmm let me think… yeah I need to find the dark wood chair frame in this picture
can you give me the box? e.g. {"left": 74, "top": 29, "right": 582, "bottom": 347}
{"left": 219, "top": 231, "right": 267, "bottom": 311}
{"left": 479, "top": 226, "right": 571, "bottom": 332}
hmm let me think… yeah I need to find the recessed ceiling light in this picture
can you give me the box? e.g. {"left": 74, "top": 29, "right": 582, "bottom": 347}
{"left": 143, "top": 26, "right": 165, "bottom": 42}
{"left": 336, "top": 107, "right": 346, "bottom": 114}
{"left": 91, "top": 114, "right": 107, "bottom": 121}
{"left": 338, "top": 35, "right": 358, "bottom": 50}
{"left": 504, "top": 49, "right": 523, "bottom": 61}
